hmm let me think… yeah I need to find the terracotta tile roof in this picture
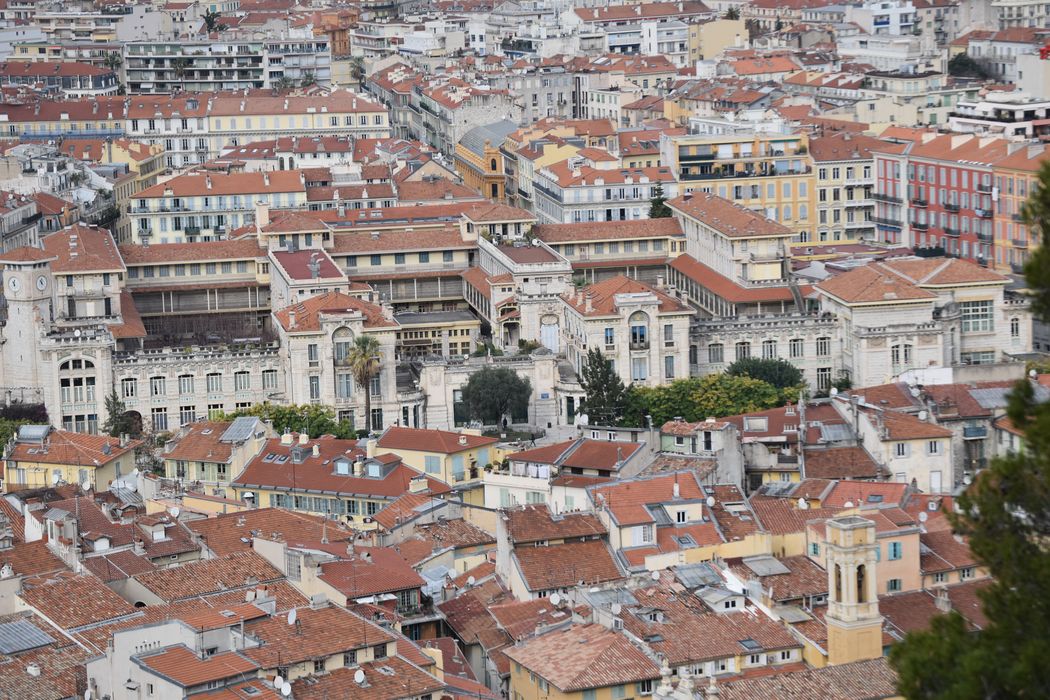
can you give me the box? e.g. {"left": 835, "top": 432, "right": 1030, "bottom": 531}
{"left": 377, "top": 426, "right": 497, "bottom": 454}
{"left": 669, "top": 192, "right": 793, "bottom": 238}
{"left": 137, "top": 645, "right": 258, "bottom": 687}
{"left": 807, "top": 132, "right": 887, "bottom": 162}
{"left": 329, "top": 224, "right": 471, "bottom": 254}
{"left": 118, "top": 238, "right": 263, "bottom": 264}
{"left": 823, "top": 480, "right": 911, "bottom": 508}
{"left": 0, "top": 639, "right": 90, "bottom": 700}
{"left": 373, "top": 492, "right": 440, "bottom": 531}
{"left": 920, "top": 530, "right": 977, "bottom": 572}
{"left": 81, "top": 550, "right": 156, "bottom": 582}
{"left": 318, "top": 546, "right": 426, "bottom": 597}
{"left": 731, "top": 555, "right": 828, "bottom": 602}
{"left": 748, "top": 496, "right": 841, "bottom": 536}
{"left": 866, "top": 408, "right": 953, "bottom": 440}
{"left": 670, "top": 254, "right": 802, "bottom": 304}
{"left": 816, "top": 264, "right": 937, "bottom": 304}
{"left": 847, "top": 382, "right": 920, "bottom": 410}
{"left": 400, "top": 518, "right": 495, "bottom": 560}
{"left": 708, "top": 485, "right": 763, "bottom": 540}
{"left": 137, "top": 170, "right": 305, "bottom": 198}
{"left": 574, "top": 2, "right": 711, "bottom": 22}
{"left": 0, "top": 246, "right": 55, "bottom": 263}
{"left": 437, "top": 579, "right": 508, "bottom": 643}
{"left": 20, "top": 572, "right": 136, "bottom": 629}
{"left": 504, "top": 504, "right": 606, "bottom": 544}
{"left": 41, "top": 224, "right": 124, "bottom": 273}
{"left": 273, "top": 290, "right": 396, "bottom": 332}
{"left": 232, "top": 439, "right": 448, "bottom": 499}
{"left": 193, "top": 680, "right": 281, "bottom": 700}
{"left": 488, "top": 598, "right": 570, "bottom": 639}
{"left": 512, "top": 438, "right": 644, "bottom": 472}
{"left": 271, "top": 249, "right": 344, "bottom": 281}
{"left": 292, "top": 656, "right": 444, "bottom": 699}
{"left": 802, "top": 446, "right": 881, "bottom": 479}
{"left": 0, "top": 499, "right": 25, "bottom": 542}
{"left": 463, "top": 202, "right": 535, "bottom": 223}
{"left": 186, "top": 508, "right": 354, "bottom": 557}
{"left": 591, "top": 472, "right": 707, "bottom": 526}
{"left": 875, "top": 257, "right": 1007, "bottom": 286}
{"left": 451, "top": 560, "right": 496, "bottom": 588}
{"left": 6, "top": 429, "right": 140, "bottom": 469}
{"left": 396, "top": 178, "right": 483, "bottom": 202}
{"left": 513, "top": 539, "right": 623, "bottom": 591}
{"left": 563, "top": 275, "right": 689, "bottom": 317}
{"left": 719, "top": 657, "right": 898, "bottom": 699}
{"left": 922, "top": 383, "right": 992, "bottom": 419}
{"left": 730, "top": 56, "right": 800, "bottom": 76}
{"left": 504, "top": 623, "right": 659, "bottom": 692}
{"left": 133, "top": 551, "right": 284, "bottom": 602}
{"left": 242, "top": 604, "right": 395, "bottom": 668}
{"left": 164, "top": 420, "right": 236, "bottom": 463}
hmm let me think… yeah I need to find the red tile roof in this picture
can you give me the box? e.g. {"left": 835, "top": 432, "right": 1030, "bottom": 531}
{"left": 512, "top": 539, "right": 623, "bottom": 591}
{"left": 271, "top": 249, "right": 345, "bottom": 281}
{"left": 20, "top": 572, "right": 136, "bottom": 629}
{"left": 186, "top": 508, "right": 354, "bottom": 557}
{"left": 563, "top": 275, "right": 689, "bottom": 317}
{"left": 273, "top": 290, "right": 396, "bottom": 331}
{"left": 133, "top": 551, "right": 284, "bottom": 602}
{"left": 6, "top": 429, "right": 140, "bottom": 469}
{"left": 669, "top": 192, "right": 793, "bottom": 238}
{"left": 591, "top": 472, "right": 707, "bottom": 526}
{"left": 318, "top": 546, "right": 426, "bottom": 597}
{"left": 242, "top": 604, "right": 395, "bottom": 668}
{"left": 138, "top": 645, "right": 258, "bottom": 687}
{"left": 377, "top": 426, "right": 497, "bottom": 454}
{"left": 670, "top": 254, "right": 802, "bottom": 304}
{"left": 504, "top": 504, "right": 606, "bottom": 544}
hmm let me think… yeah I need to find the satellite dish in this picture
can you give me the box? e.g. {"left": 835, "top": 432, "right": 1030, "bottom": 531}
{"left": 169, "top": 507, "right": 181, "bottom": 518}
{"left": 51, "top": 472, "right": 61, "bottom": 485}
{"left": 910, "top": 387, "right": 921, "bottom": 398}
{"left": 829, "top": 387, "right": 838, "bottom": 397}
{"left": 843, "top": 501, "right": 854, "bottom": 508}
{"left": 963, "top": 475, "right": 972, "bottom": 486}
{"left": 611, "top": 602, "right": 622, "bottom": 615}
{"left": 281, "top": 682, "right": 292, "bottom": 697}
{"left": 74, "top": 329, "right": 81, "bottom": 337}
{"left": 273, "top": 675, "right": 283, "bottom": 689}
{"left": 797, "top": 497, "right": 809, "bottom": 510}
{"left": 354, "top": 669, "right": 366, "bottom": 685}
{"left": 466, "top": 575, "right": 475, "bottom": 586}
{"left": 287, "top": 608, "right": 297, "bottom": 625}
{"left": 651, "top": 570, "right": 661, "bottom": 581}
{"left": 549, "top": 593, "right": 561, "bottom": 606}
{"left": 131, "top": 468, "right": 139, "bottom": 478}
{"left": 1031, "top": 369, "right": 1038, "bottom": 378}
{"left": 918, "top": 511, "right": 928, "bottom": 523}
{"left": 705, "top": 496, "right": 716, "bottom": 508}
{"left": 82, "top": 480, "right": 92, "bottom": 492}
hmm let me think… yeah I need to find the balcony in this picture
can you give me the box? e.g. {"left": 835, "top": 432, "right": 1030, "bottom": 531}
{"left": 873, "top": 193, "right": 902, "bottom": 204}
{"left": 975, "top": 208, "right": 993, "bottom": 219}
{"left": 963, "top": 426, "right": 988, "bottom": 439}
{"left": 872, "top": 216, "right": 902, "bottom": 228}
{"left": 1012, "top": 213, "right": 1024, "bottom": 222}
{"left": 911, "top": 197, "right": 927, "bottom": 207}
{"left": 977, "top": 232, "right": 993, "bottom": 242}
{"left": 1012, "top": 238, "right": 1029, "bottom": 248}
{"left": 912, "top": 221, "right": 929, "bottom": 230}
{"left": 977, "top": 183, "right": 992, "bottom": 193}
{"left": 630, "top": 341, "right": 650, "bottom": 351}
{"left": 944, "top": 202, "right": 960, "bottom": 212}
{"left": 944, "top": 227, "right": 960, "bottom": 237}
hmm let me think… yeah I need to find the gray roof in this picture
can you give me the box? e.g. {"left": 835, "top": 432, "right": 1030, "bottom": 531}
{"left": 459, "top": 119, "right": 519, "bottom": 157}
{"left": 672, "top": 562, "right": 722, "bottom": 589}
{"left": 0, "top": 619, "right": 55, "bottom": 654}
{"left": 742, "top": 555, "right": 792, "bottom": 577}
{"left": 15, "top": 425, "right": 49, "bottom": 443}
{"left": 394, "top": 310, "right": 479, "bottom": 325}
{"left": 221, "top": 416, "right": 261, "bottom": 444}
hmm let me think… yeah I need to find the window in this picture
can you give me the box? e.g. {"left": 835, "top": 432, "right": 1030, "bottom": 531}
{"left": 961, "top": 567, "right": 975, "bottom": 580}
{"left": 735, "top": 342, "right": 751, "bottom": 360}
{"left": 676, "top": 509, "right": 687, "bottom": 523}
{"left": 708, "top": 343, "right": 723, "bottom": 364}
{"left": 887, "top": 578, "right": 903, "bottom": 592}
{"left": 888, "top": 541, "right": 903, "bottom": 560}
{"left": 309, "top": 375, "right": 321, "bottom": 401}
{"left": 178, "top": 375, "right": 193, "bottom": 395}
{"left": 373, "top": 644, "right": 388, "bottom": 659}
{"left": 629, "top": 311, "right": 648, "bottom": 347}
{"left": 425, "top": 455, "right": 441, "bottom": 474}
{"left": 638, "top": 679, "right": 653, "bottom": 696}
{"left": 121, "top": 378, "right": 137, "bottom": 399}
{"left": 180, "top": 406, "right": 195, "bottom": 426}
{"left": 895, "top": 442, "right": 909, "bottom": 458}
{"left": 235, "top": 371, "right": 250, "bottom": 392}
{"left": 960, "top": 300, "right": 993, "bottom": 332}
{"left": 307, "top": 344, "right": 319, "bottom": 367}
{"left": 816, "top": 336, "right": 831, "bottom": 356}
{"left": 809, "top": 542, "right": 819, "bottom": 556}
{"left": 206, "top": 373, "right": 222, "bottom": 393}
{"left": 762, "top": 339, "right": 777, "bottom": 359}
{"left": 208, "top": 404, "right": 222, "bottom": 420}
{"left": 262, "top": 370, "right": 277, "bottom": 390}
{"left": 150, "top": 376, "right": 166, "bottom": 396}
{"left": 631, "top": 357, "right": 648, "bottom": 381}
{"left": 1011, "top": 316, "right": 1020, "bottom": 338}
{"left": 604, "top": 327, "right": 615, "bottom": 347}
{"left": 663, "top": 324, "right": 674, "bottom": 346}
{"left": 151, "top": 407, "right": 168, "bottom": 432}
{"left": 933, "top": 572, "right": 947, "bottom": 584}
{"left": 664, "top": 355, "right": 675, "bottom": 379}
{"left": 789, "top": 338, "right": 804, "bottom": 358}
{"left": 927, "top": 440, "right": 940, "bottom": 455}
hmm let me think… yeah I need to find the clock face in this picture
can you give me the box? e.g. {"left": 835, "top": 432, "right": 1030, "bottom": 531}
{"left": 7, "top": 276, "right": 19, "bottom": 292}
{"left": 36, "top": 275, "right": 47, "bottom": 291}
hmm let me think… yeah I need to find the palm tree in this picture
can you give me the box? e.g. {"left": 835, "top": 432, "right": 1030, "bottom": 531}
{"left": 171, "top": 57, "right": 191, "bottom": 83}
{"left": 348, "top": 335, "right": 381, "bottom": 434}
{"left": 300, "top": 71, "right": 317, "bottom": 88}
{"left": 203, "top": 9, "right": 227, "bottom": 33}
{"left": 103, "top": 52, "right": 122, "bottom": 71}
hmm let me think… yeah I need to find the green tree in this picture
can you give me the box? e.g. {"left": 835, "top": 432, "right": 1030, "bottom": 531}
{"left": 103, "top": 52, "right": 122, "bottom": 71}
{"left": 171, "top": 57, "right": 191, "bottom": 82}
{"left": 0, "top": 419, "right": 29, "bottom": 447}
{"left": 203, "top": 9, "right": 227, "bottom": 33}
{"left": 621, "top": 374, "right": 782, "bottom": 427}
{"left": 461, "top": 367, "right": 532, "bottom": 425}
{"left": 648, "top": 183, "right": 672, "bottom": 219}
{"left": 102, "top": 390, "right": 141, "bottom": 438}
{"left": 725, "top": 6, "right": 740, "bottom": 20}
{"left": 889, "top": 167, "right": 1050, "bottom": 698}
{"left": 348, "top": 335, "right": 382, "bottom": 434}
{"left": 726, "top": 357, "right": 804, "bottom": 390}
{"left": 300, "top": 71, "right": 317, "bottom": 88}
{"left": 579, "top": 349, "right": 627, "bottom": 425}
{"left": 221, "top": 403, "right": 354, "bottom": 439}
{"left": 947, "top": 52, "right": 988, "bottom": 79}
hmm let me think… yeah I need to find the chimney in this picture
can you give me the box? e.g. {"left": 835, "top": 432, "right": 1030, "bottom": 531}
{"left": 409, "top": 475, "right": 429, "bottom": 494}
{"left": 298, "top": 432, "right": 309, "bottom": 446}
{"left": 458, "top": 434, "right": 468, "bottom": 446}
{"left": 365, "top": 438, "right": 376, "bottom": 459}
{"left": 288, "top": 310, "right": 297, "bottom": 328}
{"left": 935, "top": 589, "right": 952, "bottom": 613}
{"left": 584, "top": 294, "right": 594, "bottom": 313}
{"left": 281, "top": 432, "right": 294, "bottom": 446}
{"left": 263, "top": 172, "right": 270, "bottom": 188}
{"left": 354, "top": 460, "right": 364, "bottom": 476}
{"left": 254, "top": 200, "right": 270, "bottom": 231}
{"left": 312, "top": 444, "right": 320, "bottom": 458}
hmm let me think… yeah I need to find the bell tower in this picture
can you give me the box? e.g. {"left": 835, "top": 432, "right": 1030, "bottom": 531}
{"left": 825, "top": 515, "right": 883, "bottom": 666}
{"left": 0, "top": 248, "right": 56, "bottom": 403}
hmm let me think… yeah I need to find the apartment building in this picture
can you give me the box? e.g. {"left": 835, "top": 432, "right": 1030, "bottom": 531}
{"left": 991, "top": 142, "right": 1050, "bottom": 273}
{"left": 411, "top": 79, "right": 521, "bottom": 156}
{"left": 533, "top": 163, "right": 678, "bottom": 224}
{"left": 129, "top": 171, "right": 308, "bottom": 244}
{"left": 0, "top": 96, "right": 126, "bottom": 140}
{"left": 123, "top": 40, "right": 265, "bottom": 93}
{"left": 660, "top": 131, "right": 816, "bottom": 240}
{"left": 809, "top": 132, "right": 881, "bottom": 244}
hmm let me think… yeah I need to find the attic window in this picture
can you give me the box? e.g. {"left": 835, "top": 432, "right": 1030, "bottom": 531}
{"left": 867, "top": 494, "right": 884, "bottom": 503}
{"left": 744, "top": 417, "right": 768, "bottom": 432}
{"left": 739, "top": 638, "right": 762, "bottom": 652}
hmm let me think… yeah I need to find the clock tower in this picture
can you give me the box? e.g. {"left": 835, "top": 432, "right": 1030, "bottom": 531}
{"left": 0, "top": 247, "right": 56, "bottom": 401}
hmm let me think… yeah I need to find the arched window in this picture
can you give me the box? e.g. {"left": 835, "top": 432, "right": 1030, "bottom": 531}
{"left": 1011, "top": 317, "right": 1020, "bottom": 338}
{"left": 857, "top": 564, "right": 867, "bottom": 603}
{"left": 834, "top": 564, "right": 842, "bottom": 602}
{"left": 735, "top": 341, "right": 751, "bottom": 361}
{"left": 629, "top": 311, "right": 649, "bottom": 349}
{"left": 333, "top": 327, "right": 354, "bottom": 364}
{"left": 490, "top": 158, "right": 498, "bottom": 171}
